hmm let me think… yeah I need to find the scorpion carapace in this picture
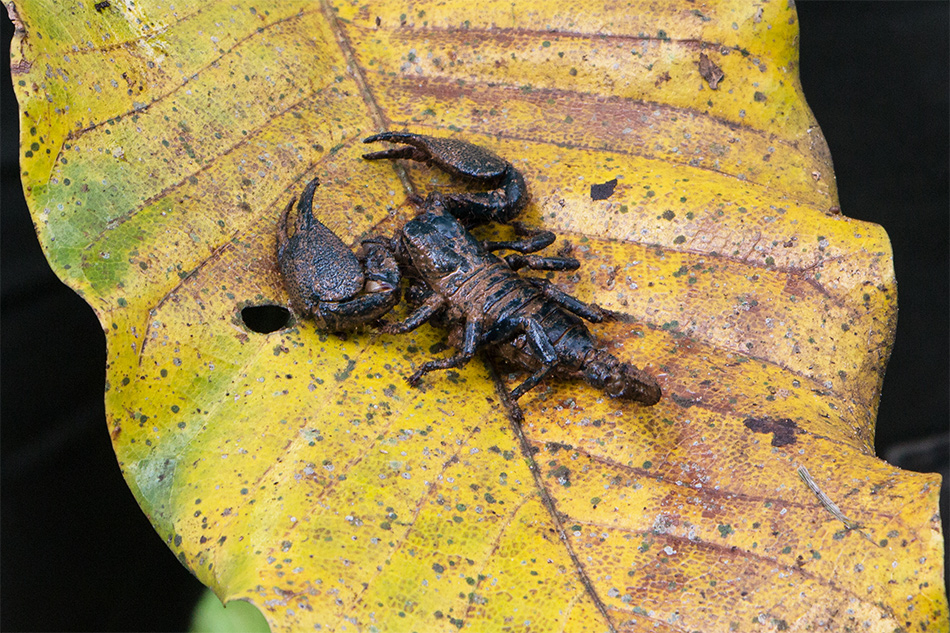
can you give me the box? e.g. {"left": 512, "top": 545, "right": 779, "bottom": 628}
{"left": 277, "top": 132, "right": 661, "bottom": 406}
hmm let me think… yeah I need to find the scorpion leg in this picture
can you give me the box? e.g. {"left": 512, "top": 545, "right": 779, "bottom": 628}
{"left": 494, "top": 316, "right": 560, "bottom": 400}
{"left": 483, "top": 224, "right": 580, "bottom": 272}
{"left": 363, "top": 132, "right": 526, "bottom": 225}
{"left": 509, "top": 367, "right": 555, "bottom": 401}
{"left": 529, "top": 279, "right": 606, "bottom": 323}
{"left": 379, "top": 292, "right": 445, "bottom": 334}
{"left": 483, "top": 228, "right": 555, "bottom": 254}
{"left": 408, "top": 319, "right": 483, "bottom": 385}
{"left": 505, "top": 254, "right": 579, "bottom": 272}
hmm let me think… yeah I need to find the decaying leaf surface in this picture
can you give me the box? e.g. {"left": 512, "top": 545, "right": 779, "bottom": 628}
{"left": 9, "top": 0, "right": 947, "bottom": 630}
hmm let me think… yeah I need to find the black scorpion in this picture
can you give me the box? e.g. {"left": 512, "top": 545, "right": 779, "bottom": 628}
{"left": 277, "top": 132, "right": 661, "bottom": 405}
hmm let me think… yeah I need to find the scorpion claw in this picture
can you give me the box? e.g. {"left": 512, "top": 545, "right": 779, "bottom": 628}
{"left": 364, "top": 132, "right": 510, "bottom": 181}
{"left": 363, "top": 131, "right": 528, "bottom": 225}
{"left": 362, "top": 145, "right": 430, "bottom": 163}
{"left": 277, "top": 178, "right": 401, "bottom": 329}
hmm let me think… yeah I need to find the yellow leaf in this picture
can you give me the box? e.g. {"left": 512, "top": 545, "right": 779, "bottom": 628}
{"left": 10, "top": 0, "right": 947, "bottom": 631}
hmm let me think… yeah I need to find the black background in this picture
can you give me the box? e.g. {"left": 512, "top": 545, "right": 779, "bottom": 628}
{"left": 2, "top": 3, "right": 947, "bottom": 630}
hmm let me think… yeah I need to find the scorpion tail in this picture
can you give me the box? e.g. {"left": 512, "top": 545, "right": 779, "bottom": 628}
{"left": 583, "top": 350, "right": 661, "bottom": 406}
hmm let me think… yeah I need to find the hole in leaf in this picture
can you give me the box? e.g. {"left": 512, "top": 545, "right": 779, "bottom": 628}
{"left": 241, "top": 304, "right": 292, "bottom": 333}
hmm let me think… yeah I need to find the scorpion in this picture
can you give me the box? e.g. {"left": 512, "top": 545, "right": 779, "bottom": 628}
{"left": 277, "top": 132, "right": 661, "bottom": 405}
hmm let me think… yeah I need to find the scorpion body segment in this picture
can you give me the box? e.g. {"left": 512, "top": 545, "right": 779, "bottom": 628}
{"left": 386, "top": 196, "right": 661, "bottom": 405}
{"left": 278, "top": 132, "right": 661, "bottom": 405}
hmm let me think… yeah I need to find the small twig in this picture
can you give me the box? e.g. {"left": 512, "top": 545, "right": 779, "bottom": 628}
{"left": 797, "top": 466, "right": 860, "bottom": 529}
{"left": 797, "top": 466, "right": 880, "bottom": 546}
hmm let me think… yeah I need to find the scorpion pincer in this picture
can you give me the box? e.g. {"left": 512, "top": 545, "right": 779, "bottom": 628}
{"left": 276, "top": 177, "right": 401, "bottom": 330}
{"left": 277, "top": 132, "right": 661, "bottom": 406}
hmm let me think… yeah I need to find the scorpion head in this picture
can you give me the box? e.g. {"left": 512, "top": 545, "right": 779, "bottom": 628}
{"left": 583, "top": 351, "right": 662, "bottom": 405}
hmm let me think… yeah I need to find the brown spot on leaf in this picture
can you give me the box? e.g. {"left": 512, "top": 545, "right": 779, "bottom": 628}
{"left": 549, "top": 464, "right": 571, "bottom": 487}
{"left": 590, "top": 178, "right": 618, "bottom": 201}
{"left": 10, "top": 58, "right": 31, "bottom": 74}
{"left": 670, "top": 393, "right": 701, "bottom": 408}
{"left": 743, "top": 416, "right": 801, "bottom": 447}
{"left": 698, "top": 53, "right": 724, "bottom": 89}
